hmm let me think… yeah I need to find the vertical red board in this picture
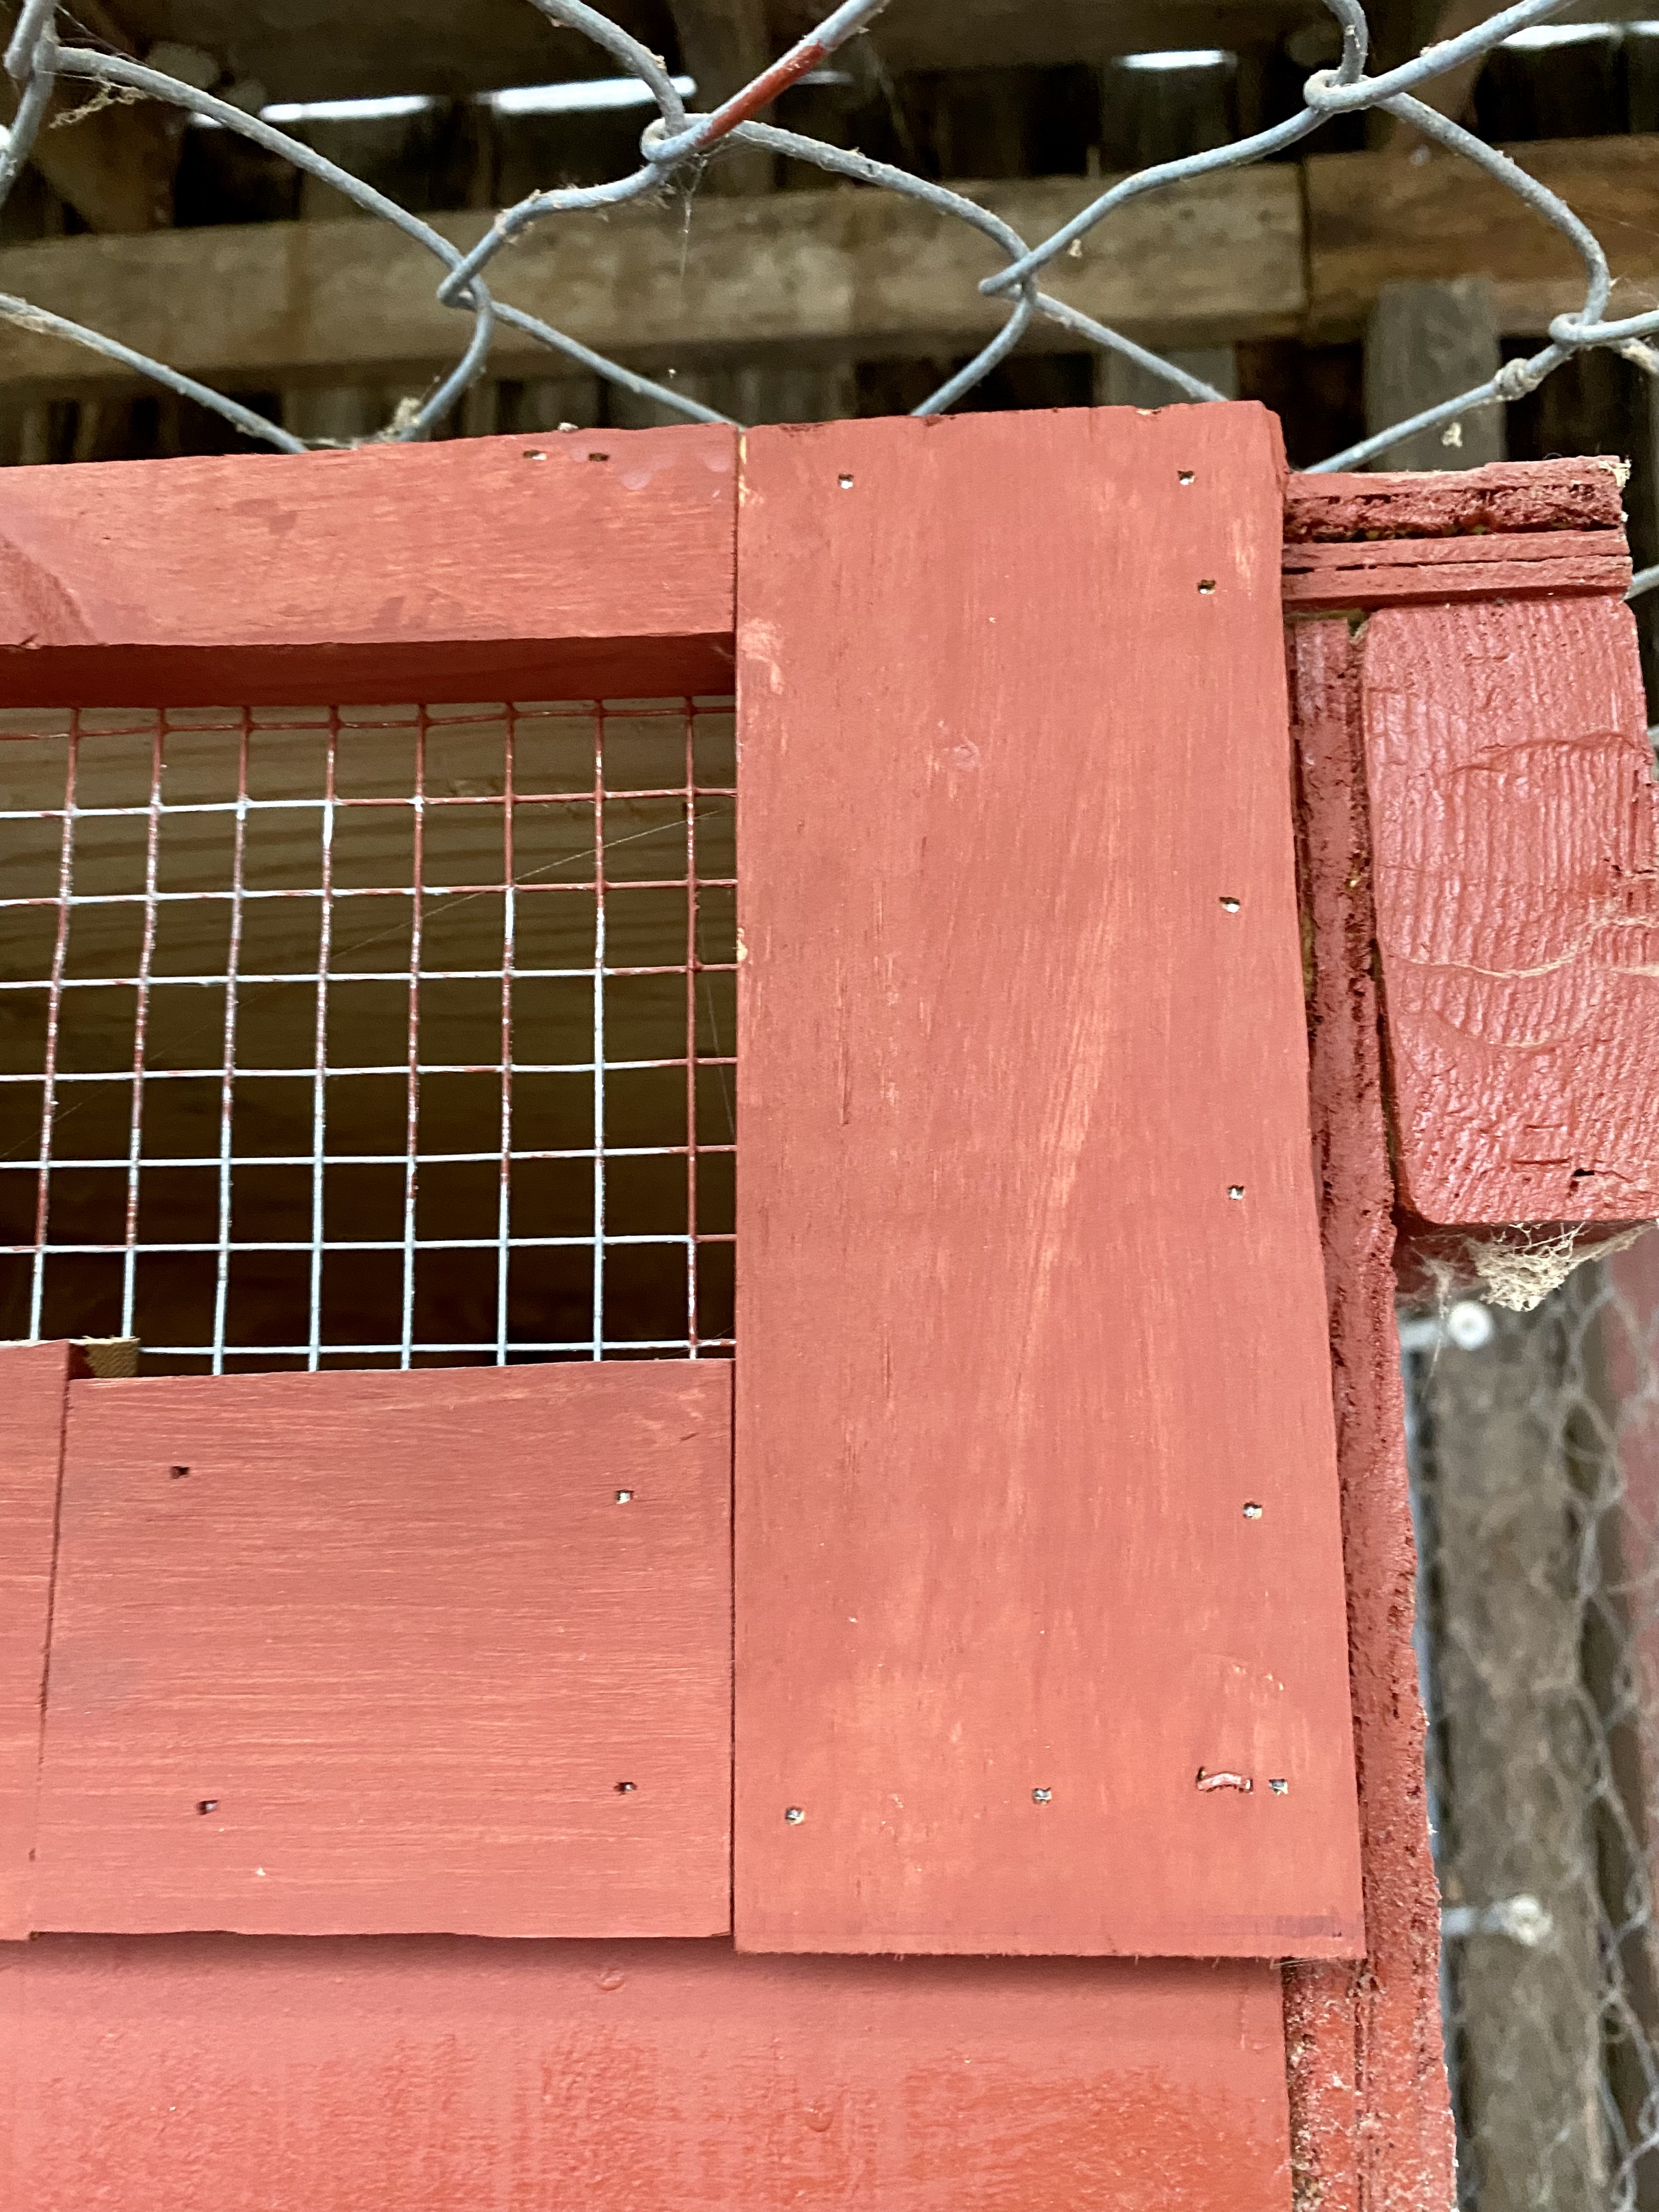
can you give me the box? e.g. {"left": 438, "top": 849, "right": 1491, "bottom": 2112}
{"left": 0, "top": 1342, "right": 72, "bottom": 1939}
{"left": 0, "top": 1940, "right": 1293, "bottom": 2211}
{"left": 733, "top": 405, "right": 1363, "bottom": 1955}
{"left": 33, "top": 1363, "right": 730, "bottom": 1936}
{"left": 1361, "top": 593, "right": 1659, "bottom": 1223}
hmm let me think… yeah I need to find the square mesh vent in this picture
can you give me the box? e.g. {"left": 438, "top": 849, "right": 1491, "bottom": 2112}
{"left": 0, "top": 699, "right": 736, "bottom": 1372}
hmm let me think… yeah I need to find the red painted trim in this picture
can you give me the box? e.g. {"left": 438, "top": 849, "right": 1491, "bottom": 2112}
{"left": 734, "top": 404, "right": 1361, "bottom": 1960}
{"left": 0, "top": 1940, "right": 1295, "bottom": 2211}
{"left": 0, "top": 427, "right": 737, "bottom": 706}
{"left": 1282, "top": 526, "right": 1629, "bottom": 611}
{"left": 1285, "top": 455, "right": 1625, "bottom": 541}
{"left": 1362, "top": 593, "right": 1659, "bottom": 1223}
{"left": 1286, "top": 620, "right": 1456, "bottom": 2212}
{"left": 0, "top": 1341, "right": 75, "bottom": 1941}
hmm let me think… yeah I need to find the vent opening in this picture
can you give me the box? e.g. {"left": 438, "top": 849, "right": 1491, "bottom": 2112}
{"left": 0, "top": 698, "right": 736, "bottom": 1372}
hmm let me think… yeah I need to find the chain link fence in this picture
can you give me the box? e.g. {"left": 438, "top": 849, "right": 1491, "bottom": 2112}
{"left": 1405, "top": 1242, "right": 1659, "bottom": 2210}
{"left": 0, "top": 0, "right": 1655, "bottom": 506}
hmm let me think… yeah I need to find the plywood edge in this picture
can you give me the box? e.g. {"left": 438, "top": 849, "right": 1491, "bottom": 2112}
{"left": 0, "top": 1340, "right": 76, "bottom": 1939}
{"left": 1284, "top": 456, "right": 1626, "bottom": 543}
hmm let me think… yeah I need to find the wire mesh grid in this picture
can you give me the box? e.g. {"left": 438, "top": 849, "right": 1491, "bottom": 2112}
{"left": 0, "top": 695, "right": 737, "bottom": 1372}
{"left": 2, "top": 0, "right": 1659, "bottom": 551}
{"left": 1404, "top": 1246, "right": 1659, "bottom": 2210}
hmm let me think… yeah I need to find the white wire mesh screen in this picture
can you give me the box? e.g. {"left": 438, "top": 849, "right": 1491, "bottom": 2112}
{"left": 1404, "top": 1247, "right": 1659, "bottom": 2210}
{"left": 0, "top": 696, "right": 737, "bottom": 1372}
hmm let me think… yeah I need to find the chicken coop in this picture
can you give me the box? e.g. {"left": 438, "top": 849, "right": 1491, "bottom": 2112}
{"left": 3, "top": 4, "right": 1659, "bottom": 2210}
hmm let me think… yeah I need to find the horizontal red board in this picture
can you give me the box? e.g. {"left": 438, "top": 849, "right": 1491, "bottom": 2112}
{"left": 0, "top": 426, "right": 736, "bottom": 704}
{"left": 33, "top": 1362, "right": 731, "bottom": 1935}
{"left": 0, "top": 1938, "right": 1291, "bottom": 2212}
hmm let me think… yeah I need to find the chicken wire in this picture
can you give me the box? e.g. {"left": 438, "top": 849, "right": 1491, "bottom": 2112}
{"left": 0, "top": 696, "right": 737, "bottom": 1372}
{"left": 1404, "top": 1245, "right": 1659, "bottom": 2211}
{"left": 2, "top": 0, "right": 1659, "bottom": 537}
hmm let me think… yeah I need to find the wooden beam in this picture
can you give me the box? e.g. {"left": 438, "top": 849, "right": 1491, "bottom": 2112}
{"left": 0, "top": 2, "right": 180, "bottom": 232}
{"left": 0, "top": 169, "right": 1302, "bottom": 399}
{"left": 1364, "top": 276, "right": 1505, "bottom": 469}
{"left": 1307, "top": 135, "right": 1659, "bottom": 337}
{"left": 0, "top": 135, "right": 1652, "bottom": 400}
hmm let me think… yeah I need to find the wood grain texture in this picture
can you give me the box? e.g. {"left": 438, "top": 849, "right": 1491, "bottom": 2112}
{"left": 1284, "top": 456, "right": 1625, "bottom": 542}
{"left": 0, "top": 1938, "right": 1293, "bottom": 2212}
{"left": 733, "top": 404, "right": 1363, "bottom": 1957}
{"left": 1305, "top": 136, "right": 1659, "bottom": 337}
{"left": 33, "top": 1363, "right": 731, "bottom": 1936}
{"left": 1284, "top": 621, "right": 1454, "bottom": 2212}
{"left": 1362, "top": 594, "right": 1659, "bottom": 1223}
{"left": 0, "top": 170, "right": 1301, "bottom": 403}
{"left": 0, "top": 1342, "right": 73, "bottom": 1941}
{"left": 0, "top": 427, "right": 736, "bottom": 707}
{"left": 1280, "top": 528, "right": 1630, "bottom": 612}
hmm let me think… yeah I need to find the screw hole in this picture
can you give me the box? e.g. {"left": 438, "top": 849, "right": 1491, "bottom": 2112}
{"left": 523, "top": 448, "right": 547, "bottom": 461}
{"left": 170, "top": 1464, "right": 190, "bottom": 1479}
{"left": 1243, "top": 1501, "right": 1264, "bottom": 1520}
{"left": 586, "top": 450, "right": 611, "bottom": 462}
{"left": 785, "top": 1805, "right": 805, "bottom": 1824}
{"left": 1269, "top": 1778, "right": 1289, "bottom": 1796}
{"left": 1219, "top": 896, "right": 1241, "bottom": 913}
{"left": 1227, "top": 1185, "right": 1245, "bottom": 1201}
{"left": 196, "top": 1799, "right": 218, "bottom": 1815}
{"left": 614, "top": 1780, "right": 637, "bottom": 1794}
{"left": 1031, "top": 1786, "right": 1052, "bottom": 1803}
{"left": 1177, "top": 470, "right": 1195, "bottom": 485}
{"left": 1197, "top": 578, "right": 1217, "bottom": 594}
{"left": 615, "top": 1488, "right": 634, "bottom": 1503}
{"left": 837, "top": 473, "right": 854, "bottom": 489}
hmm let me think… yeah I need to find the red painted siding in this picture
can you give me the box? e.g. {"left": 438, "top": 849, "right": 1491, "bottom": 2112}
{"left": 733, "top": 407, "right": 1362, "bottom": 1957}
{"left": 33, "top": 1363, "right": 731, "bottom": 1936}
{"left": 0, "top": 1939, "right": 1293, "bottom": 2212}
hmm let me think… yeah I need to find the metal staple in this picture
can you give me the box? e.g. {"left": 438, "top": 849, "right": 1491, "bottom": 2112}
{"left": 0, "top": 0, "right": 1655, "bottom": 595}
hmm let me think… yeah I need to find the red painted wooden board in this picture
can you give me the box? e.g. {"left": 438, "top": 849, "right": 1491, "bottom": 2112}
{"left": 0, "top": 1939, "right": 1292, "bottom": 2211}
{"left": 733, "top": 404, "right": 1363, "bottom": 1956}
{"left": 0, "top": 1341, "right": 73, "bottom": 1939}
{"left": 32, "top": 1363, "right": 730, "bottom": 1935}
{"left": 1281, "top": 528, "right": 1630, "bottom": 611}
{"left": 0, "top": 426, "right": 736, "bottom": 705}
{"left": 1363, "top": 594, "right": 1659, "bottom": 1222}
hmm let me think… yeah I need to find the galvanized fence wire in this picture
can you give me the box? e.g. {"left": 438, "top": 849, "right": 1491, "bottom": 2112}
{"left": 1404, "top": 1254, "right": 1659, "bottom": 2211}
{"left": 3, "top": 0, "right": 1659, "bottom": 550}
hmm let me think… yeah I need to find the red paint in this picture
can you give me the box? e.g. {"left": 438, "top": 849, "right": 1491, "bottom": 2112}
{"left": 0, "top": 1938, "right": 1293, "bottom": 2211}
{"left": 1362, "top": 592, "right": 1659, "bottom": 1222}
{"left": 0, "top": 427, "right": 737, "bottom": 706}
{"left": 1281, "top": 527, "right": 1629, "bottom": 611}
{"left": 1285, "top": 455, "right": 1625, "bottom": 541}
{"left": 33, "top": 1363, "right": 731, "bottom": 1936}
{"left": 0, "top": 1341, "right": 73, "bottom": 1939}
{"left": 733, "top": 406, "right": 1362, "bottom": 1957}
{"left": 1285, "top": 620, "right": 1455, "bottom": 2212}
